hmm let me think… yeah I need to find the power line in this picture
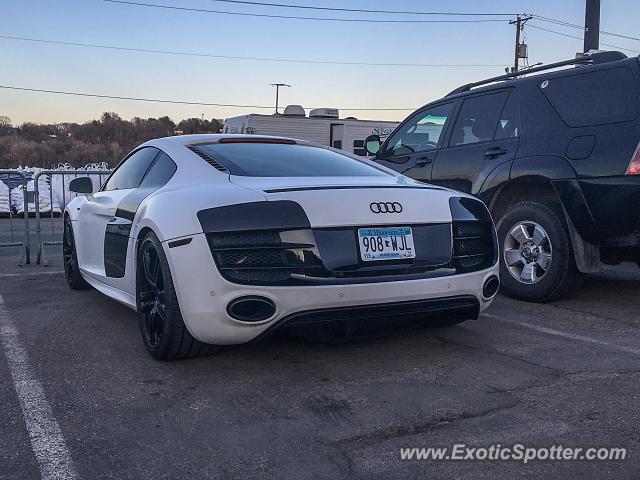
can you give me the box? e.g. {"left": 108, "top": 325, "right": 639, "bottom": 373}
{"left": 0, "top": 34, "right": 504, "bottom": 67}
{"left": 102, "top": 0, "right": 510, "bottom": 23}
{"left": 206, "top": 0, "right": 519, "bottom": 17}
{"left": 531, "top": 14, "right": 582, "bottom": 29}
{"left": 599, "top": 30, "right": 640, "bottom": 43}
{"left": 0, "top": 85, "right": 416, "bottom": 111}
{"left": 527, "top": 24, "right": 640, "bottom": 54}
{"left": 532, "top": 14, "right": 640, "bottom": 42}
{"left": 528, "top": 24, "right": 585, "bottom": 41}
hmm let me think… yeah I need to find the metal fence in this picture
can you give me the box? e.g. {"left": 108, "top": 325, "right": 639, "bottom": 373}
{"left": 0, "top": 170, "right": 30, "bottom": 265}
{"left": 34, "top": 170, "right": 110, "bottom": 265}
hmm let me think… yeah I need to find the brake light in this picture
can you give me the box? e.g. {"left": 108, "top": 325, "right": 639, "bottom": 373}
{"left": 626, "top": 142, "right": 640, "bottom": 175}
{"left": 218, "top": 137, "right": 296, "bottom": 145}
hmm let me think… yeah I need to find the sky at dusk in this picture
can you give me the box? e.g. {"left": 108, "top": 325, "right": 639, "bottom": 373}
{"left": 2, "top": 0, "right": 639, "bottom": 125}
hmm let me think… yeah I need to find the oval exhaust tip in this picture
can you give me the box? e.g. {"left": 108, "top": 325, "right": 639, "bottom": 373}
{"left": 483, "top": 276, "right": 500, "bottom": 299}
{"left": 227, "top": 296, "right": 276, "bottom": 323}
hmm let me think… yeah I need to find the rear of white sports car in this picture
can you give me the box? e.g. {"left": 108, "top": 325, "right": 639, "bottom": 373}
{"left": 162, "top": 138, "right": 500, "bottom": 346}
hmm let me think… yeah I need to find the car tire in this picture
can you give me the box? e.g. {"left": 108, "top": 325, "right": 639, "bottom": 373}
{"left": 136, "top": 231, "right": 219, "bottom": 361}
{"left": 63, "top": 216, "right": 91, "bottom": 290}
{"left": 497, "top": 201, "right": 580, "bottom": 302}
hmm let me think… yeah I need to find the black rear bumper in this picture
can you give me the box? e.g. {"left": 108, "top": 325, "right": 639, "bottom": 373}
{"left": 255, "top": 295, "right": 480, "bottom": 342}
{"left": 555, "top": 177, "right": 640, "bottom": 247}
{"left": 580, "top": 177, "right": 640, "bottom": 247}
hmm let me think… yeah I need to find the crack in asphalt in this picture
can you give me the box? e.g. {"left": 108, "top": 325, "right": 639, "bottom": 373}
{"left": 489, "top": 368, "right": 640, "bottom": 394}
{"left": 564, "top": 368, "right": 640, "bottom": 377}
{"left": 329, "top": 366, "right": 640, "bottom": 474}
{"left": 486, "top": 381, "right": 558, "bottom": 394}
{"left": 333, "top": 400, "right": 521, "bottom": 452}
{"left": 431, "top": 332, "right": 563, "bottom": 374}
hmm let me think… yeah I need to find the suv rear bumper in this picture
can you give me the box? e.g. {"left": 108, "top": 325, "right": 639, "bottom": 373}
{"left": 555, "top": 177, "right": 640, "bottom": 247}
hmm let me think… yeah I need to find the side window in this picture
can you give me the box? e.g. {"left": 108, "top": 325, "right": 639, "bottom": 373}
{"left": 540, "top": 67, "right": 638, "bottom": 127}
{"left": 495, "top": 92, "right": 519, "bottom": 140}
{"left": 448, "top": 92, "right": 509, "bottom": 146}
{"left": 383, "top": 103, "right": 454, "bottom": 157}
{"left": 139, "top": 152, "right": 177, "bottom": 188}
{"left": 103, "top": 147, "right": 159, "bottom": 191}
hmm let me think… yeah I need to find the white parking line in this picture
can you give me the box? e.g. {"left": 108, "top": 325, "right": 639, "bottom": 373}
{"left": 0, "top": 294, "right": 78, "bottom": 479}
{"left": 482, "top": 312, "right": 640, "bottom": 355}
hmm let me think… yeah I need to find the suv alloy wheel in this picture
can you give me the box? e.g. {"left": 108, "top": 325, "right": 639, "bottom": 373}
{"left": 497, "top": 202, "right": 580, "bottom": 302}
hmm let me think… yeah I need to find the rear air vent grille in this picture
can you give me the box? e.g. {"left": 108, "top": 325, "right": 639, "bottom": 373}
{"left": 451, "top": 221, "right": 495, "bottom": 273}
{"left": 206, "top": 229, "right": 323, "bottom": 285}
{"left": 186, "top": 145, "right": 228, "bottom": 172}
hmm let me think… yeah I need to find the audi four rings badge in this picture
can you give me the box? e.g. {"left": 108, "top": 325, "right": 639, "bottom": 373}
{"left": 370, "top": 202, "right": 403, "bottom": 213}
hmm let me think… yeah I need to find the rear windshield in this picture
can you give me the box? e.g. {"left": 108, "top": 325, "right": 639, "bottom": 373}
{"left": 540, "top": 67, "right": 639, "bottom": 127}
{"left": 193, "top": 142, "right": 388, "bottom": 177}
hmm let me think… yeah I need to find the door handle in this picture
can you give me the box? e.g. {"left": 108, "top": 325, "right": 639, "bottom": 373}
{"left": 415, "top": 155, "right": 434, "bottom": 166}
{"left": 484, "top": 147, "right": 508, "bottom": 159}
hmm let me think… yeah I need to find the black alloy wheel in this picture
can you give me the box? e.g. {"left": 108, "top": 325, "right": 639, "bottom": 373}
{"left": 63, "top": 216, "right": 90, "bottom": 290}
{"left": 136, "top": 231, "right": 219, "bottom": 360}
{"left": 138, "top": 241, "right": 167, "bottom": 349}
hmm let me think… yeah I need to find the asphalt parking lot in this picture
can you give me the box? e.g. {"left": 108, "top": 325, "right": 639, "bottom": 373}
{"left": 1, "top": 220, "right": 640, "bottom": 479}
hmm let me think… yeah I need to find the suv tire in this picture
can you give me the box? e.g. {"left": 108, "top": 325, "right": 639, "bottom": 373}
{"left": 497, "top": 201, "right": 580, "bottom": 302}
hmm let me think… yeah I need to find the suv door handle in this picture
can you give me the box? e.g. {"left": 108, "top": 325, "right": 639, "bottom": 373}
{"left": 415, "top": 155, "right": 434, "bottom": 166}
{"left": 484, "top": 147, "right": 508, "bottom": 159}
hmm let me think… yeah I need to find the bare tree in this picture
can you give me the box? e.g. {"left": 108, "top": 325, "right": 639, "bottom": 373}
{"left": 0, "top": 112, "right": 222, "bottom": 168}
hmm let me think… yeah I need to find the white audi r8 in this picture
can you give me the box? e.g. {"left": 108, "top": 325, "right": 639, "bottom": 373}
{"left": 64, "top": 135, "right": 500, "bottom": 360}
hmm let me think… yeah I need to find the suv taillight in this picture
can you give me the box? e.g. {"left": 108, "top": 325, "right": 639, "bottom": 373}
{"left": 626, "top": 142, "right": 640, "bottom": 175}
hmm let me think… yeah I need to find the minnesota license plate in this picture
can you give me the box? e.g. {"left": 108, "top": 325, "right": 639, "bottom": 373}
{"left": 358, "top": 227, "right": 416, "bottom": 262}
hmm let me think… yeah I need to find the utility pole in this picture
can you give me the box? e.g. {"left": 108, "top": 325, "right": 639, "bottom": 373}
{"left": 583, "top": 0, "right": 601, "bottom": 52}
{"left": 513, "top": 15, "right": 522, "bottom": 72}
{"left": 269, "top": 83, "right": 291, "bottom": 115}
{"left": 509, "top": 15, "right": 532, "bottom": 73}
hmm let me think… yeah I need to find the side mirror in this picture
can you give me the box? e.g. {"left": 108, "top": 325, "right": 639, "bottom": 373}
{"left": 69, "top": 177, "right": 94, "bottom": 194}
{"left": 364, "top": 134, "right": 381, "bottom": 156}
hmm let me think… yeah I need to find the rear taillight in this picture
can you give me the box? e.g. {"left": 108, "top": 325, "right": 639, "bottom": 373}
{"left": 626, "top": 143, "right": 640, "bottom": 175}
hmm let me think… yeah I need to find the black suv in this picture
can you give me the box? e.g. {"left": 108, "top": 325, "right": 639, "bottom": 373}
{"left": 365, "top": 51, "right": 640, "bottom": 302}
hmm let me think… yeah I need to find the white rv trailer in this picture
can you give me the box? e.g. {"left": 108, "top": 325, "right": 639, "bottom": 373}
{"left": 223, "top": 106, "right": 400, "bottom": 156}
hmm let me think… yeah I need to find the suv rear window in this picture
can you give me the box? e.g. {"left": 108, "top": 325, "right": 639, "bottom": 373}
{"left": 540, "top": 67, "right": 639, "bottom": 127}
{"left": 194, "top": 142, "right": 388, "bottom": 177}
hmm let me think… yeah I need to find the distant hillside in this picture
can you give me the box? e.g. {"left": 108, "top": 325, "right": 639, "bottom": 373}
{"left": 0, "top": 113, "right": 222, "bottom": 169}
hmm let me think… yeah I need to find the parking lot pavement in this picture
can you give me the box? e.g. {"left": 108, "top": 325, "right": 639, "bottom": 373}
{"left": 0, "top": 215, "right": 61, "bottom": 271}
{"left": 1, "top": 253, "right": 639, "bottom": 479}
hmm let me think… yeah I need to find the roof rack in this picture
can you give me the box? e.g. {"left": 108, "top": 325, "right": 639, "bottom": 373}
{"left": 446, "top": 51, "right": 627, "bottom": 96}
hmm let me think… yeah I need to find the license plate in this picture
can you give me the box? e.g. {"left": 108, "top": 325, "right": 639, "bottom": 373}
{"left": 358, "top": 227, "right": 416, "bottom": 262}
